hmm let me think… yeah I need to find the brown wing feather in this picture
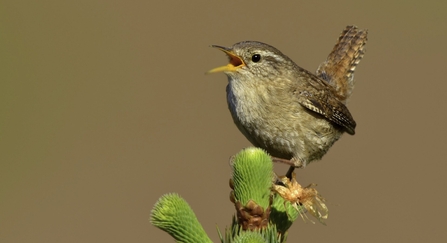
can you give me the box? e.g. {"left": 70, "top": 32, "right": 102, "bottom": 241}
{"left": 294, "top": 68, "right": 356, "bottom": 135}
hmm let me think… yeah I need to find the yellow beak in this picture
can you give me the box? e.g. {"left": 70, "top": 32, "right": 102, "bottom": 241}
{"left": 207, "top": 45, "right": 245, "bottom": 74}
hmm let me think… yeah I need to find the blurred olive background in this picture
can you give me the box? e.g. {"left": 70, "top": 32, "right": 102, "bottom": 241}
{"left": 1, "top": 0, "right": 446, "bottom": 242}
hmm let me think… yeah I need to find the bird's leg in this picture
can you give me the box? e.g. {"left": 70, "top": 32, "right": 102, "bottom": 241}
{"left": 270, "top": 157, "right": 304, "bottom": 180}
{"left": 271, "top": 157, "right": 295, "bottom": 166}
{"left": 285, "top": 166, "right": 295, "bottom": 180}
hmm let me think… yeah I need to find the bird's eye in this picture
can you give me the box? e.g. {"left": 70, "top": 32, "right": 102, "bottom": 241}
{"left": 251, "top": 54, "right": 261, "bottom": 63}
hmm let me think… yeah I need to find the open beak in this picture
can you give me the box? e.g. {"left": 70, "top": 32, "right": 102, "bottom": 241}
{"left": 206, "top": 45, "right": 245, "bottom": 74}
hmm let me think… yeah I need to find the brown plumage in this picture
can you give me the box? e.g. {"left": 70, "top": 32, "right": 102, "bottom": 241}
{"left": 208, "top": 26, "right": 368, "bottom": 168}
{"left": 317, "top": 26, "right": 368, "bottom": 103}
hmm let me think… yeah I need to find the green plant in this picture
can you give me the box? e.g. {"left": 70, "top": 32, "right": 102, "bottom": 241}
{"left": 150, "top": 147, "right": 326, "bottom": 243}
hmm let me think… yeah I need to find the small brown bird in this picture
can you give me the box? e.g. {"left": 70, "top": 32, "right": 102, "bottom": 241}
{"left": 208, "top": 26, "right": 367, "bottom": 170}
